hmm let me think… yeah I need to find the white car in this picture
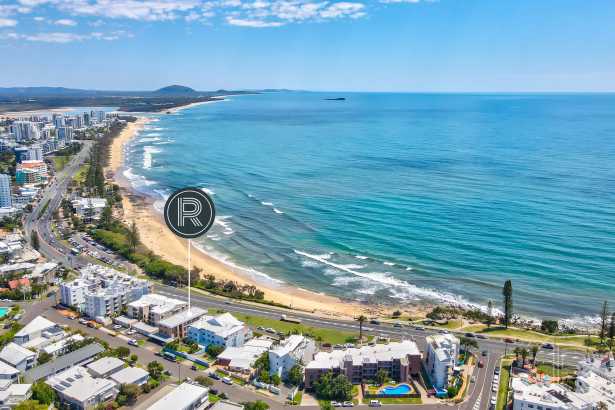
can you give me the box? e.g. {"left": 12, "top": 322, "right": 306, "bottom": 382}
{"left": 369, "top": 400, "right": 381, "bottom": 407}
{"left": 331, "top": 402, "right": 342, "bottom": 407}
{"left": 342, "top": 401, "right": 354, "bottom": 407}
{"left": 222, "top": 377, "right": 233, "bottom": 385}
{"left": 128, "top": 339, "right": 138, "bottom": 346}
{"left": 112, "top": 324, "right": 122, "bottom": 330}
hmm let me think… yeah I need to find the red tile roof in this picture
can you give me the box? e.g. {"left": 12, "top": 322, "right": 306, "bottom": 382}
{"left": 8, "top": 278, "right": 30, "bottom": 290}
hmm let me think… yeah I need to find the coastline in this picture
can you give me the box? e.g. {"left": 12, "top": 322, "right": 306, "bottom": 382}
{"left": 106, "top": 114, "right": 399, "bottom": 320}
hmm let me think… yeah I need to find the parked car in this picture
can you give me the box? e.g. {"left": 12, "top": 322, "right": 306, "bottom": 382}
{"left": 476, "top": 334, "right": 488, "bottom": 339}
{"left": 112, "top": 324, "right": 122, "bottom": 330}
{"left": 331, "top": 402, "right": 342, "bottom": 407}
{"left": 369, "top": 400, "right": 381, "bottom": 407}
{"left": 128, "top": 339, "right": 138, "bottom": 346}
{"left": 209, "top": 372, "right": 220, "bottom": 380}
{"left": 465, "top": 332, "right": 476, "bottom": 338}
{"left": 222, "top": 377, "right": 233, "bottom": 385}
{"left": 504, "top": 337, "right": 515, "bottom": 343}
{"left": 482, "top": 350, "right": 488, "bottom": 356}
{"left": 191, "top": 365, "right": 198, "bottom": 371}
{"left": 370, "top": 319, "right": 381, "bottom": 325}
{"left": 342, "top": 401, "right": 354, "bottom": 407}
{"left": 393, "top": 322, "right": 402, "bottom": 328}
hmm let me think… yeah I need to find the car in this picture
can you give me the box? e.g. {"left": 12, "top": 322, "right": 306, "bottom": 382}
{"left": 127, "top": 329, "right": 136, "bottom": 335}
{"left": 191, "top": 365, "right": 198, "bottom": 371}
{"left": 128, "top": 339, "right": 138, "bottom": 346}
{"left": 478, "top": 359, "right": 485, "bottom": 368}
{"left": 465, "top": 332, "right": 476, "bottom": 338}
{"left": 222, "top": 377, "right": 233, "bottom": 385}
{"left": 494, "top": 367, "right": 500, "bottom": 375}
{"left": 504, "top": 337, "right": 515, "bottom": 343}
{"left": 342, "top": 401, "right": 354, "bottom": 407}
{"left": 210, "top": 388, "right": 219, "bottom": 395}
{"left": 542, "top": 343, "right": 554, "bottom": 349}
{"left": 209, "top": 372, "right": 220, "bottom": 380}
{"left": 370, "top": 319, "right": 381, "bottom": 325}
{"left": 482, "top": 350, "right": 488, "bottom": 356}
{"left": 393, "top": 322, "right": 402, "bottom": 328}
{"left": 492, "top": 384, "right": 497, "bottom": 392}
{"left": 369, "top": 400, "right": 381, "bottom": 407}
{"left": 471, "top": 376, "right": 476, "bottom": 383}
{"left": 266, "top": 328, "right": 276, "bottom": 334}
{"left": 331, "top": 402, "right": 342, "bottom": 407}
{"left": 414, "top": 326, "right": 425, "bottom": 331}
{"left": 476, "top": 334, "right": 488, "bottom": 339}
{"left": 491, "top": 395, "right": 497, "bottom": 405}
{"left": 113, "top": 324, "right": 122, "bottom": 330}
{"left": 439, "top": 329, "right": 450, "bottom": 334}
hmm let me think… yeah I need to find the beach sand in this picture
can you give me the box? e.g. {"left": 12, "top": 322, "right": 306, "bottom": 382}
{"left": 106, "top": 116, "right": 390, "bottom": 320}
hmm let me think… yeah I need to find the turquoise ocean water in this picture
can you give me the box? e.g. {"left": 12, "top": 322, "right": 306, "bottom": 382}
{"left": 123, "top": 92, "right": 615, "bottom": 322}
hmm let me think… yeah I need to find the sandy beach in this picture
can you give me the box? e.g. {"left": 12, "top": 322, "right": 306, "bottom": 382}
{"left": 106, "top": 115, "right": 392, "bottom": 319}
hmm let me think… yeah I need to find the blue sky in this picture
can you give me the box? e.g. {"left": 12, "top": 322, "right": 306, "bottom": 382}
{"left": 1, "top": 0, "right": 614, "bottom": 91}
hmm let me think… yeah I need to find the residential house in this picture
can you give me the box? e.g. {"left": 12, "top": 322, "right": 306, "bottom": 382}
{"left": 187, "top": 312, "right": 251, "bottom": 348}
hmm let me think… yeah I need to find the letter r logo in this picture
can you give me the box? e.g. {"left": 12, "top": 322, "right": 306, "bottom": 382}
{"left": 164, "top": 188, "right": 215, "bottom": 238}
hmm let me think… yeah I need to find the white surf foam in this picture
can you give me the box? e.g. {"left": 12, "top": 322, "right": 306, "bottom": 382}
{"left": 355, "top": 255, "right": 368, "bottom": 260}
{"left": 273, "top": 208, "right": 284, "bottom": 214}
{"left": 261, "top": 202, "right": 273, "bottom": 206}
{"left": 123, "top": 167, "right": 156, "bottom": 188}
{"left": 143, "top": 146, "right": 161, "bottom": 169}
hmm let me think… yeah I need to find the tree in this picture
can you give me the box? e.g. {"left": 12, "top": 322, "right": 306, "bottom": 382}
{"left": 147, "top": 361, "right": 164, "bottom": 380}
{"left": 129, "top": 354, "right": 138, "bottom": 365}
{"left": 99, "top": 205, "right": 113, "bottom": 228}
{"left": 127, "top": 221, "right": 140, "bottom": 254}
{"left": 30, "top": 230, "right": 40, "bottom": 250}
{"left": 243, "top": 401, "right": 270, "bottom": 410}
{"left": 486, "top": 300, "right": 494, "bottom": 328}
{"left": 259, "top": 369, "right": 270, "bottom": 383}
{"left": 520, "top": 348, "right": 529, "bottom": 365}
{"left": 357, "top": 315, "right": 367, "bottom": 342}
{"left": 600, "top": 301, "right": 609, "bottom": 344}
{"left": 375, "top": 368, "right": 389, "bottom": 385}
{"left": 313, "top": 372, "right": 352, "bottom": 401}
{"left": 460, "top": 336, "right": 478, "bottom": 352}
{"left": 195, "top": 375, "right": 213, "bottom": 387}
{"left": 530, "top": 345, "right": 539, "bottom": 363}
{"left": 31, "top": 381, "right": 56, "bottom": 405}
{"left": 37, "top": 351, "right": 52, "bottom": 365}
{"left": 119, "top": 383, "right": 140, "bottom": 404}
{"left": 206, "top": 344, "right": 225, "bottom": 358}
{"left": 502, "top": 280, "right": 513, "bottom": 328}
{"left": 271, "top": 374, "right": 281, "bottom": 386}
{"left": 541, "top": 320, "right": 559, "bottom": 334}
{"left": 609, "top": 312, "right": 615, "bottom": 351}
{"left": 114, "top": 346, "right": 130, "bottom": 358}
{"left": 288, "top": 364, "right": 303, "bottom": 386}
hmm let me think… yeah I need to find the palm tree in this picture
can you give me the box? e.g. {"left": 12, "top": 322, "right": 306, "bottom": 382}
{"left": 127, "top": 221, "right": 140, "bottom": 254}
{"left": 530, "top": 345, "right": 539, "bottom": 364}
{"left": 520, "top": 348, "right": 529, "bottom": 366}
{"left": 357, "top": 315, "right": 367, "bottom": 342}
{"left": 513, "top": 347, "right": 521, "bottom": 362}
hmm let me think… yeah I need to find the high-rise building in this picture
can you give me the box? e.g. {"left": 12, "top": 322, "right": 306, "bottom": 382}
{"left": 10, "top": 122, "right": 40, "bottom": 142}
{"left": 0, "top": 174, "right": 12, "bottom": 208}
{"left": 53, "top": 114, "right": 65, "bottom": 129}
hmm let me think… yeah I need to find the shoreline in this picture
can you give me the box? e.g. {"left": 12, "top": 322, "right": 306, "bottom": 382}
{"left": 106, "top": 114, "right": 404, "bottom": 320}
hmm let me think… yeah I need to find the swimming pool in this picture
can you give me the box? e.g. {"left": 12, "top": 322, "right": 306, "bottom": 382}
{"left": 379, "top": 384, "right": 412, "bottom": 395}
{"left": 0, "top": 307, "right": 10, "bottom": 318}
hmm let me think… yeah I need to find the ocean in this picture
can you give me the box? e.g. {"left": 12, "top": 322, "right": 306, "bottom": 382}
{"left": 123, "top": 92, "right": 615, "bottom": 323}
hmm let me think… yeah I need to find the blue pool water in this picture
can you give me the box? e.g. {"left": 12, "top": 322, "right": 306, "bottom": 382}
{"left": 124, "top": 92, "right": 615, "bottom": 322}
{"left": 0, "top": 307, "right": 10, "bottom": 318}
{"left": 380, "top": 384, "right": 412, "bottom": 395}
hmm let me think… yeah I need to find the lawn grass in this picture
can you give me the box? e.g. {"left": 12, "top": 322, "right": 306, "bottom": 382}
{"left": 73, "top": 164, "right": 90, "bottom": 184}
{"left": 431, "top": 319, "right": 463, "bottom": 329}
{"left": 209, "top": 393, "right": 220, "bottom": 403}
{"left": 293, "top": 391, "right": 303, "bottom": 405}
{"left": 496, "top": 358, "right": 512, "bottom": 410}
{"left": 535, "top": 363, "right": 576, "bottom": 378}
{"left": 461, "top": 325, "right": 592, "bottom": 348}
{"left": 362, "top": 397, "right": 422, "bottom": 405}
{"left": 52, "top": 155, "right": 70, "bottom": 171}
{"left": 231, "top": 313, "right": 358, "bottom": 345}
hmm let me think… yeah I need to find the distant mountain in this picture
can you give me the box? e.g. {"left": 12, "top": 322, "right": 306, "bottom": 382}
{"left": 154, "top": 85, "right": 197, "bottom": 95}
{"left": 0, "top": 86, "right": 113, "bottom": 97}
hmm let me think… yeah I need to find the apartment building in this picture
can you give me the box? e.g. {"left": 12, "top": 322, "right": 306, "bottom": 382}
{"left": 126, "top": 293, "right": 187, "bottom": 326}
{"left": 187, "top": 312, "right": 251, "bottom": 348}
{"left": 269, "top": 335, "right": 316, "bottom": 380}
{"left": 424, "top": 334, "right": 460, "bottom": 389}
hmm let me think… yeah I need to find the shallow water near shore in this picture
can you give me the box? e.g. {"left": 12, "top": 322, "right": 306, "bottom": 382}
{"left": 123, "top": 92, "right": 615, "bottom": 323}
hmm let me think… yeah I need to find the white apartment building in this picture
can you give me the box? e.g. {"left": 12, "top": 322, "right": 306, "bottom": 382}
{"left": 269, "top": 335, "right": 316, "bottom": 380}
{"left": 147, "top": 382, "right": 209, "bottom": 410}
{"left": 60, "top": 264, "right": 152, "bottom": 320}
{"left": 127, "top": 293, "right": 187, "bottom": 326}
{"left": 0, "top": 174, "right": 12, "bottom": 208}
{"left": 0, "top": 343, "right": 36, "bottom": 372}
{"left": 187, "top": 313, "right": 251, "bottom": 349}
{"left": 424, "top": 333, "right": 460, "bottom": 390}
{"left": 71, "top": 197, "right": 107, "bottom": 222}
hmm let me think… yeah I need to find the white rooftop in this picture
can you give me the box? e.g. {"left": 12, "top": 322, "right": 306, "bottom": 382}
{"left": 46, "top": 366, "right": 117, "bottom": 403}
{"left": 218, "top": 337, "right": 273, "bottom": 370}
{"left": 86, "top": 357, "right": 125, "bottom": 376}
{"left": 512, "top": 376, "right": 591, "bottom": 409}
{"left": 307, "top": 340, "right": 420, "bottom": 369}
{"left": 0, "top": 361, "right": 19, "bottom": 377}
{"left": 14, "top": 316, "right": 56, "bottom": 339}
{"left": 147, "top": 382, "right": 209, "bottom": 410}
{"left": 189, "top": 312, "right": 245, "bottom": 338}
{"left": 109, "top": 366, "right": 149, "bottom": 385}
{"left": 0, "top": 342, "right": 36, "bottom": 367}
{"left": 159, "top": 307, "right": 207, "bottom": 328}
{"left": 128, "top": 293, "right": 186, "bottom": 315}
{"left": 270, "top": 335, "right": 307, "bottom": 357}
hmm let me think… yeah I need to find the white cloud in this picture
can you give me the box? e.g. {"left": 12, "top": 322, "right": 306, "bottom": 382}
{"left": 33, "top": 16, "right": 45, "bottom": 21}
{"left": 319, "top": 2, "right": 364, "bottom": 18}
{"left": 56, "top": 0, "right": 202, "bottom": 22}
{"left": 226, "top": 16, "right": 283, "bottom": 27}
{"left": 379, "top": 0, "right": 420, "bottom": 3}
{"left": 1, "top": 29, "right": 131, "bottom": 43}
{"left": 55, "top": 18, "right": 77, "bottom": 26}
{"left": 0, "top": 18, "right": 18, "bottom": 27}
